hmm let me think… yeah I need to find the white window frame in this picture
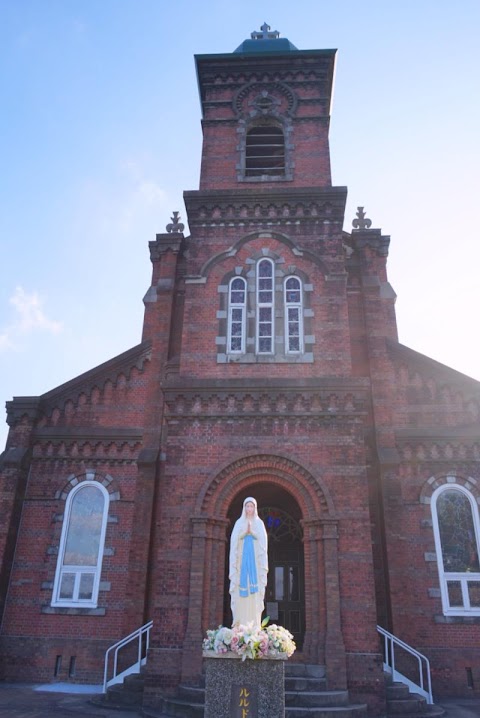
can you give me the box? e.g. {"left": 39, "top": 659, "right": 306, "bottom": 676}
{"left": 52, "top": 480, "right": 109, "bottom": 608}
{"left": 256, "top": 258, "right": 274, "bottom": 355}
{"left": 227, "top": 276, "right": 247, "bottom": 354}
{"left": 284, "top": 275, "right": 304, "bottom": 354}
{"left": 431, "top": 482, "right": 480, "bottom": 616}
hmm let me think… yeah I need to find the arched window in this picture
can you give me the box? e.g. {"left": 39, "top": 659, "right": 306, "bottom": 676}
{"left": 227, "top": 277, "right": 247, "bottom": 354}
{"left": 245, "top": 125, "right": 285, "bottom": 177}
{"left": 284, "top": 276, "right": 303, "bottom": 353}
{"left": 52, "top": 481, "right": 109, "bottom": 608}
{"left": 256, "top": 259, "right": 274, "bottom": 354}
{"left": 431, "top": 484, "right": 480, "bottom": 615}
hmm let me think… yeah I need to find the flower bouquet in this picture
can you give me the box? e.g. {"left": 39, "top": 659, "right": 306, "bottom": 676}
{"left": 203, "top": 618, "right": 296, "bottom": 661}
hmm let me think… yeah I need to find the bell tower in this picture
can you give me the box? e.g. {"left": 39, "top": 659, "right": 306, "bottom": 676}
{"left": 194, "top": 22, "right": 336, "bottom": 190}
{"left": 181, "top": 25, "right": 351, "bottom": 378}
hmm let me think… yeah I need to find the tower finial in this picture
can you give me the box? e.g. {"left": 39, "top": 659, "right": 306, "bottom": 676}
{"left": 352, "top": 207, "right": 372, "bottom": 230}
{"left": 250, "top": 23, "right": 280, "bottom": 40}
{"left": 166, "top": 211, "right": 184, "bottom": 234}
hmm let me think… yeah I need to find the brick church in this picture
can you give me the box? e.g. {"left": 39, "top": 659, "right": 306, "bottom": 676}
{"left": 1, "top": 25, "right": 480, "bottom": 714}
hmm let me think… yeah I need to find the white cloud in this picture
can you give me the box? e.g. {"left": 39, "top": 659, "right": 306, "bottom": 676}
{"left": 0, "top": 287, "right": 63, "bottom": 353}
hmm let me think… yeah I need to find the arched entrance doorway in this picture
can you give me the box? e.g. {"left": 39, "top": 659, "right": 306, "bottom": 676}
{"left": 224, "top": 483, "right": 305, "bottom": 648}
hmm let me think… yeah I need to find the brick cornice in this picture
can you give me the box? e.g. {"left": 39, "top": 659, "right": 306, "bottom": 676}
{"left": 163, "top": 377, "right": 369, "bottom": 420}
{"left": 6, "top": 397, "right": 41, "bottom": 427}
{"left": 183, "top": 186, "right": 347, "bottom": 228}
{"left": 32, "top": 427, "right": 143, "bottom": 444}
{"left": 149, "top": 233, "right": 184, "bottom": 260}
{"left": 396, "top": 427, "right": 480, "bottom": 463}
{"left": 396, "top": 427, "right": 480, "bottom": 442}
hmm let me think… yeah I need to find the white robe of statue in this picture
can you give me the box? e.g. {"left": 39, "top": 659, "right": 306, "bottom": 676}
{"left": 229, "top": 497, "right": 268, "bottom": 629}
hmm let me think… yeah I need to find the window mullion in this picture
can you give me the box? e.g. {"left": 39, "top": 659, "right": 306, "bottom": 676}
{"left": 72, "top": 571, "right": 81, "bottom": 602}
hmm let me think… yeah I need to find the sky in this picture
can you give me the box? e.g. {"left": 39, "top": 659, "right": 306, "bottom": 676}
{"left": 1, "top": 0, "right": 480, "bottom": 450}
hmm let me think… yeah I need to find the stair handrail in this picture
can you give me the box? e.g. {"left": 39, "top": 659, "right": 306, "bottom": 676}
{"left": 377, "top": 625, "right": 433, "bottom": 705}
{"left": 103, "top": 619, "right": 153, "bottom": 693}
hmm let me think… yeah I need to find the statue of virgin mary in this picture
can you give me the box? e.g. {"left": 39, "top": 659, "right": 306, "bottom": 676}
{"left": 229, "top": 497, "right": 268, "bottom": 629}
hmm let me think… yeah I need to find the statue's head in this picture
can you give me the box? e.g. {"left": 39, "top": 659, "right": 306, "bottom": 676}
{"left": 243, "top": 496, "right": 257, "bottom": 518}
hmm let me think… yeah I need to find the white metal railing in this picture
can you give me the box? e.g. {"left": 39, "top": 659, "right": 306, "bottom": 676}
{"left": 377, "top": 625, "right": 433, "bottom": 704}
{"left": 103, "top": 620, "right": 153, "bottom": 693}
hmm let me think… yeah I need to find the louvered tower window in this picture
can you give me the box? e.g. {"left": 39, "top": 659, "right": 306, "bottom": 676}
{"left": 245, "top": 126, "right": 285, "bottom": 177}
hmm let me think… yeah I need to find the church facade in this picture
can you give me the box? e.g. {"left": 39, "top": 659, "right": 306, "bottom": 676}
{"left": 1, "top": 26, "right": 480, "bottom": 713}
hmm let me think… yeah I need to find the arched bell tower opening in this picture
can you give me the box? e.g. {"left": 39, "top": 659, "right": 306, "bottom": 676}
{"left": 224, "top": 483, "right": 305, "bottom": 648}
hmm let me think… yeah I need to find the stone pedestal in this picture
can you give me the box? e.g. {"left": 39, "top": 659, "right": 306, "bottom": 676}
{"left": 204, "top": 654, "right": 285, "bottom": 718}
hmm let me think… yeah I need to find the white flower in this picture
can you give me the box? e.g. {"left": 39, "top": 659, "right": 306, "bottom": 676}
{"left": 217, "top": 627, "right": 233, "bottom": 645}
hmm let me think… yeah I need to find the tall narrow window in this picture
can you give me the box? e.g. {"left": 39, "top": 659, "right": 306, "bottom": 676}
{"left": 256, "top": 259, "right": 274, "bottom": 354}
{"left": 228, "top": 277, "right": 246, "bottom": 354}
{"left": 52, "top": 481, "right": 109, "bottom": 608}
{"left": 284, "top": 276, "right": 303, "bottom": 353}
{"left": 246, "top": 125, "right": 285, "bottom": 177}
{"left": 432, "top": 484, "right": 480, "bottom": 615}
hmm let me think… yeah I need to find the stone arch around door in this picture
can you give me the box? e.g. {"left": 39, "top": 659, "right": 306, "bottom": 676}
{"left": 181, "top": 454, "right": 347, "bottom": 691}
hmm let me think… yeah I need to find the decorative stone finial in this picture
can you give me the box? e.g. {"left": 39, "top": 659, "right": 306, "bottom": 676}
{"left": 251, "top": 22, "right": 280, "bottom": 40}
{"left": 352, "top": 207, "right": 372, "bottom": 230}
{"left": 166, "top": 211, "right": 185, "bottom": 234}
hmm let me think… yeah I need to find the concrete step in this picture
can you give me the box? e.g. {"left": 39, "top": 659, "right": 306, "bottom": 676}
{"left": 385, "top": 709, "right": 446, "bottom": 718}
{"left": 124, "top": 672, "right": 146, "bottom": 692}
{"left": 285, "top": 704, "right": 367, "bottom": 718}
{"left": 177, "top": 685, "right": 206, "bottom": 702}
{"left": 105, "top": 683, "right": 144, "bottom": 707}
{"left": 285, "top": 676, "right": 327, "bottom": 691}
{"left": 286, "top": 690, "right": 350, "bottom": 708}
{"left": 286, "top": 663, "right": 326, "bottom": 679}
{"left": 387, "top": 696, "right": 427, "bottom": 715}
{"left": 387, "top": 683, "right": 412, "bottom": 701}
{"left": 160, "top": 697, "right": 205, "bottom": 718}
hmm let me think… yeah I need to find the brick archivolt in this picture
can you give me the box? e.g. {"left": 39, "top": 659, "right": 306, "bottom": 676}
{"left": 56, "top": 469, "right": 121, "bottom": 502}
{"left": 196, "top": 229, "right": 330, "bottom": 280}
{"left": 420, "top": 473, "right": 480, "bottom": 504}
{"left": 195, "top": 453, "right": 334, "bottom": 519}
